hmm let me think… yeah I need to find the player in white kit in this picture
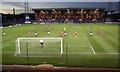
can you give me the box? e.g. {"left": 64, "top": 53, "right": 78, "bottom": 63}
{"left": 40, "top": 39, "right": 44, "bottom": 48}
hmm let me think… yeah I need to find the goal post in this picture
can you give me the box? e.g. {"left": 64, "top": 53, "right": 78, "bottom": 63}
{"left": 14, "top": 37, "right": 63, "bottom": 57}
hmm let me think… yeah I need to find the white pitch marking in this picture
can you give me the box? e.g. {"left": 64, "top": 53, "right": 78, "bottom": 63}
{"left": 90, "top": 45, "right": 96, "bottom": 54}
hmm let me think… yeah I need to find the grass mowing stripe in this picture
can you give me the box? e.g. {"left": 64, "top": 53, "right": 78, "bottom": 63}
{"left": 101, "top": 26, "right": 118, "bottom": 38}
{"left": 95, "top": 37, "right": 117, "bottom": 53}
{"left": 103, "top": 36, "right": 118, "bottom": 51}
{"left": 91, "top": 25, "right": 117, "bottom": 53}
{"left": 88, "top": 36, "right": 106, "bottom": 53}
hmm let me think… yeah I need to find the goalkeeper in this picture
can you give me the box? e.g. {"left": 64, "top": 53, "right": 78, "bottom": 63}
{"left": 40, "top": 39, "right": 44, "bottom": 48}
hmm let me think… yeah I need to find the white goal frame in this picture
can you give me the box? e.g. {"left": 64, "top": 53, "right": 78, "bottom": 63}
{"left": 14, "top": 37, "right": 63, "bottom": 56}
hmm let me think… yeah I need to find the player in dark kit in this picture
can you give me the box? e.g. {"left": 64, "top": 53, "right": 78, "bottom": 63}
{"left": 34, "top": 32, "right": 37, "bottom": 37}
{"left": 40, "top": 39, "right": 44, "bottom": 48}
{"left": 64, "top": 31, "right": 67, "bottom": 36}
{"left": 89, "top": 31, "right": 92, "bottom": 36}
{"left": 3, "top": 31, "right": 5, "bottom": 36}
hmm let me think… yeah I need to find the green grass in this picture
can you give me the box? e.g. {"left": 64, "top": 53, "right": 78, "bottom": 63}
{"left": 1, "top": 24, "right": 119, "bottom": 68}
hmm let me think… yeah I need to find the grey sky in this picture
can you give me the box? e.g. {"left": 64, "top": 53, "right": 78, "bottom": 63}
{"left": 1, "top": 1, "right": 120, "bottom": 14}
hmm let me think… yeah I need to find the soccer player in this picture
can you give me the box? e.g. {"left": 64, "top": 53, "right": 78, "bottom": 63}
{"left": 89, "top": 31, "right": 92, "bottom": 36}
{"left": 28, "top": 32, "right": 31, "bottom": 37}
{"left": 74, "top": 32, "right": 78, "bottom": 37}
{"left": 44, "top": 27, "right": 49, "bottom": 32}
{"left": 2, "top": 31, "right": 5, "bottom": 36}
{"left": 47, "top": 30, "right": 50, "bottom": 36}
{"left": 40, "top": 39, "right": 44, "bottom": 48}
{"left": 64, "top": 26, "right": 66, "bottom": 32}
{"left": 35, "top": 32, "right": 37, "bottom": 37}
{"left": 64, "top": 31, "right": 67, "bottom": 36}
{"left": 76, "top": 27, "right": 78, "bottom": 29}
{"left": 61, "top": 32, "right": 64, "bottom": 37}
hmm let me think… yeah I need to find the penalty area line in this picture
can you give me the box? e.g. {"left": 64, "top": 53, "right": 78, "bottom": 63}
{"left": 90, "top": 45, "right": 96, "bottom": 54}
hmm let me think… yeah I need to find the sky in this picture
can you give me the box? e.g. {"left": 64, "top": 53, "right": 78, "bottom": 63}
{"left": 0, "top": 0, "right": 120, "bottom": 14}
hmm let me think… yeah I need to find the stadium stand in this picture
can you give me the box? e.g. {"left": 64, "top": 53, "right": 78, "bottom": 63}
{"left": 32, "top": 8, "right": 105, "bottom": 23}
{"left": 2, "top": 8, "right": 120, "bottom": 27}
{"left": 106, "top": 11, "right": 120, "bottom": 22}
{"left": 2, "top": 13, "right": 35, "bottom": 27}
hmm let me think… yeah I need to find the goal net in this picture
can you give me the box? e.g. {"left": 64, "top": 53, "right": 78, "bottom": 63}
{"left": 14, "top": 37, "right": 63, "bottom": 57}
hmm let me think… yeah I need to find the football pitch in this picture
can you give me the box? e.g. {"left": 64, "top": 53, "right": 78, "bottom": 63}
{"left": 1, "top": 23, "right": 119, "bottom": 68}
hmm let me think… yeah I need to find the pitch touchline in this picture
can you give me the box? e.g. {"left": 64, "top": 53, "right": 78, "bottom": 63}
{"left": 90, "top": 45, "right": 96, "bottom": 54}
